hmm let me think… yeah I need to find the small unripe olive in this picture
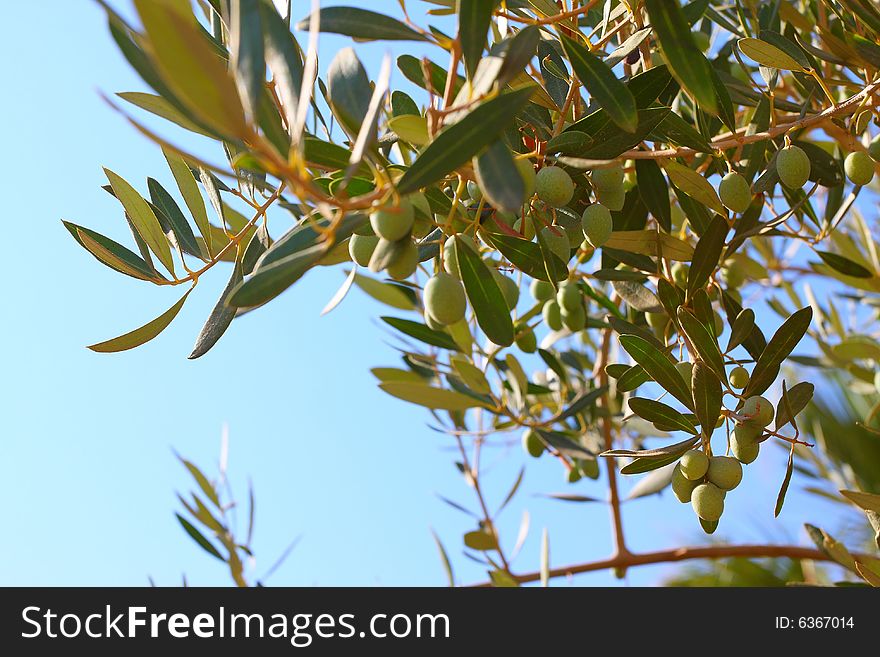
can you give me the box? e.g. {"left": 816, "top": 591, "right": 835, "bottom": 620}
{"left": 844, "top": 150, "right": 875, "bottom": 186}
{"left": 386, "top": 239, "right": 419, "bottom": 280}
{"left": 707, "top": 456, "right": 743, "bottom": 490}
{"left": 535, "top": 166, "right": 574, "bottom": 207}
{"left": 692, "top": 483, "right": 725, "bottom": 521}
{"left": 713, "top": 310, "right": 724, "bottom": 336}
{"left": 731, "top": 431, "right": 760, "bottom": 464}
{"left": 492, "top": 270, "right": 519, "bottom": 310}
{"left": 680, "top": 449, "right": 709, "bottom": 480}
{"left": 522, "top": 429, "right": 544, "bottom": 458}
{"left": 775, "top": 145, "right": 811, "bottom": 189}
{"left": 741, "top": 395, "right": 774, "bottom": 428}
{"left": 424, "top": 308, "right": 445, "bottom": 331}
{"left": 675, "top": 361, "right": 694, "bottom": 388}
{"left": 692, "top": 31, "right": 710, "bottom": 52}
{"left": 516, "top": 158, "right": 537, "bottom": 199}
{"left": 596, "top": 183, "right": 625, "bottom": 211}
{"left": 720, "top": 260, "right": 746, "bottom": 289}
{"left": 370, "top": 201, "right": 415, "bottom": 241}
{"left": 543, "top": 299, "right": 563, "bottom": 331}
{"left": 348, "top": 233, "right": 379, "bottom": 267}
{"left": 424, "top": 273, "right": 467, "bottom": 326}
{"left": 672, "top": 463, "right": 699, "bottom": 503}
{"left": 540, "top": 226, "right": 571, "bottom": 263}
{"left": 466, "top": 180, "right": 483, "bottom": 203}
{"left": 561, "top": 304, "right": 586, "bottom": 332}
{"left": 582, "top": 203, "right": 613, "bottom": 247}
{"left": 515, "top": 325, "right": 537, "bottom": 353}
{"left": 591, "top": 165, "right": 624, "bottom": 191}
{"left": 729, "top": 366, "right": 749, "bottom": 389}
{"left": 718, "top": 171, "right": 752, "bottom": 213}
{"left": 530, "top": 279, "right": 555, "bottom": 302}
{"left": 671, "top": 262, "right": 689, "bottom": 287}
{"left": 442, "top": 233, "right": 477, "bottom": 277}
{"left": 557, "top": 281, "right": 582, "bottom": 312}
{"left": 646, "top": 311, "right": 668, "bottom": 332}
{"left": 734, "top": 421, "right": 762, "bottom": 445}
{"left": 868, "top": 134, "right": 880, "bottom": 162}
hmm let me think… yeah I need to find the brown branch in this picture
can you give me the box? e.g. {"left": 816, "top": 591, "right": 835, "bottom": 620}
{"left": 468, "top": 543, "right": 867, "bottom": 587}
{"left": 622, "top": 79, "right": 880, "bottom": 160}
{"left": 595, "top": 323, "right": 629, "bottom": 560}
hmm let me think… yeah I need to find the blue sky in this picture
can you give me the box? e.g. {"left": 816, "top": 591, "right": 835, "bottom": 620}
{"left": 0, "top": 1, "right": 850, "bottom": 587}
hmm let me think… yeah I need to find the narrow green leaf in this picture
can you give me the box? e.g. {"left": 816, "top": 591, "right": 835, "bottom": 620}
{"left": 815, "top": 251, "right": 873, "bottom": 278}
{"left": 117, "top": 92, "right": 214, "bottom": 137}
{"left": 635, "top": 159, "right": 671, "bottom": 231}
{"left": 455, "top": 237, "right": 514, "bottom": 346}
{"left": 458, "top": 0, "right": 498, "bottom": 78}
{"left": 742, "top": 307, "right": 813, "bottom": 397}
{"left": 296, "top": 7, "right": 428, "bottom": 41}
{"left": 164, "top": 149, "right": 212, "bottom": 257}
{"left": 663, "top": 160, "right": 724, "bottom": 215}
{"left": 840, "top": 490, "right": 880, "bottom": 514}
{"left": 619, "top": 335, "right": 694, "bottom": 409}
{"left": 628, "top": 397, "right": 698, "bottom": 434}
{"left": 617, "top": 364, "right": 652, "bottom": 392}
{"left": 327, "top": 47, "right": 372, "bottom": 137}
{"left": 561, "top": 36, "right": 638, "bottom": 133}
{"left": 774, "top": 381, "right": 814, "bottom": 431}
{"left": 88, "top": 290, "right": 191, "bottom": 353}
{"left": 104, "top": 168, "right": 175, "bottom": 275}
{"left": 189, "top": 261, "right": 243, "bottom": 359}
{"left": 176, "top": 513, "right": 224, "bottom": 561}
{"left": 179, "top": 457, "right": 220, "bottom": 508}
{"left": 64, "top": 221, "right": 160, "bottom": 282}
{"left": 431, "top": 530, "right": 456, "bottom": 587}
{"left": 775, "top": 447, "right": 795, "bottom": 517}
{"left": 604, "top": 436, "right": 699, "bottom": 458}
{"left": 534, "top": 430, "right": 594, "bottom": 460}
{"left": 397, "top": 86, "right": 535, "bottom": 195}
{"left": 644, "top": 0, "right": 718, "bottom": 114}
{"left": 726, "top": 308, "right": 755, "bottom": 352}
{"left": 621, "top": 452, "right": 687, "bottom": 475}
{"left": 147, "top": 178, "right": 203, "bottom": 259}
{"left": 485, "top": 233, "right": 567, "bottom": 282}
{"left": 738, "top": 37, "right": 806, "bottom": 71}
{"left": 612, "top": 280, "right": 663, "bottom": 313}
{"left": 353, "top": 274, "right": 417, "bottom": 310}
{"left": 230, "top": 0, "right": 265, "bottom": 119}
{"left": 603, "top": 230, "right": 694, "bottom": 261}
{"left": 652, "top": 111, "right": 713, "bottom": 152}
{"left": 550, "top": 387, "right": 607, "bottom": 424}
{"left": 691, "top": 360, "right": 722, "bottom": 439}
{"left": 134, "top": 0, "right": 247, "bottom": 136}
{"left": 261, "top": 0, "right": 303, "bottom": 133}
{"left": 473, "top": 141, "right": 525, "bottom": 213}
{"left": 379, "top": 382, "right": 487, "bottom": 410}
{"left": 687, "top": 214, "right": 727, "bottom": 298}
{"left": 381, "top": 317, "right": 459, "bottom": 351}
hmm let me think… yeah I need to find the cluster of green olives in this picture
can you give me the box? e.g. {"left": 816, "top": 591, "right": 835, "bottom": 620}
{"left": 672, "top": 394, "right": 774, "bottom": 527}
{"left": 349, "top": 193, "right": 433, "bottom": 280}
{"left": 717, "top": 140, "right": 876, "bottom": 216}
{"left": 532, "top": 277, "right": 589, "bottom": 334}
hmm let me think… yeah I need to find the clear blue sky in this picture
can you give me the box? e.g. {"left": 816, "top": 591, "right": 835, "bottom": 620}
{"left": 0, "top": 1, "right": 845, "bottom": 587}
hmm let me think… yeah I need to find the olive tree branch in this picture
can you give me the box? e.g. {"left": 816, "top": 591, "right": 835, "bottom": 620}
{"left": 468, "top": 543, "right": 872, "bottom": 587}
{"left": 622, "top": 79, "right": 880, "bottom": 160}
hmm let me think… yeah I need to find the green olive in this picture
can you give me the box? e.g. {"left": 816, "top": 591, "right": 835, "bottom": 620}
{"left": 424, "top": 273, "right": 467, "bottom": 326}
{"left": 680, "top": 449, "right": 709, "bottom": 481}
{"left": 691, "top": 483, "right": 725, "bottom": 521}
{"left": 707, "top": 456, "right": 743, "bottom": 491}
